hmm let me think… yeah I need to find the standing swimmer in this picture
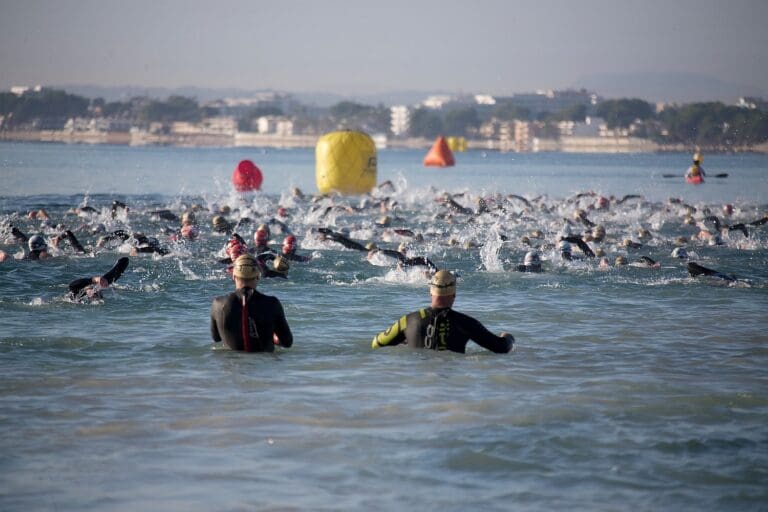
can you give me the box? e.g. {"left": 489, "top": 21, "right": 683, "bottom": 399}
{"left": 210, "top": 254, "right": 293, "bottom": 352}
{"left": 370, "top": 270, "right": 514, "bottom": 353}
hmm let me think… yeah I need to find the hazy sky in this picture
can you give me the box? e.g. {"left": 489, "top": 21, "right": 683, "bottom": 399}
{"left": 1, "top": 0, "right": 766, "bottom": 96}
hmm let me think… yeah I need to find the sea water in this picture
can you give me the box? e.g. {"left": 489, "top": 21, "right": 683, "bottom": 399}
{"left": 1, "top": 142, "right": 767, "bottom": 511}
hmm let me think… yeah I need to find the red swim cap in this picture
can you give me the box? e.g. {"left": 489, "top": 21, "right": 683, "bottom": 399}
{"left": 181, "top": 224, "right": 199, "bottom": 239}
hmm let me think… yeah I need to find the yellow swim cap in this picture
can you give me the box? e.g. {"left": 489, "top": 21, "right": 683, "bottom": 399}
{"left": 233, "top": 254, "right": 260, "bottom": 280}
{"left": 271, "top": 255, "right": 290, "bottom": 273}
{"left": 429, "top": 270, "right": 457, "bottom": 296}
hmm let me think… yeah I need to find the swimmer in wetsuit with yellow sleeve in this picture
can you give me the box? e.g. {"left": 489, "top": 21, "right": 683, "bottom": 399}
{"left": 371, "top": 270, "right": 514, "bottom": 354}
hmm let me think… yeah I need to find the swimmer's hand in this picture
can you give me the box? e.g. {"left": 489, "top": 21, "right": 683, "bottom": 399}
{"left": 500, "top": 332, "right": 515, "bottom": 352}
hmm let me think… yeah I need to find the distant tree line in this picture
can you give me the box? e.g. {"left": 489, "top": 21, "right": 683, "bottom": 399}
{"left": 1, "top": 88, "right": 767, "bottom": 147}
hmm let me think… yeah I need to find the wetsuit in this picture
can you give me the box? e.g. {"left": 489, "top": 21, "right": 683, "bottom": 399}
{"left": 210, "top": 287, "right": 293, "bottom": 352}
{"left": 515, "top": 264, "right": 542, "bottom": 273}
{"left": 372, "top": 307, "right": 511, "bottom": 353}
{"left": 317, "top": 228, "right": 367, "bottom": 251}
{"left": 68, "top": 257, "right": 129, "bottom": 301}
{"left": 282, "top": 248, "right": 311, "bottom": 262}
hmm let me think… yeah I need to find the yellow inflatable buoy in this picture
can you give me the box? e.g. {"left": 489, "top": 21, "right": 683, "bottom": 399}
{"left": 316, "top": 130, "right": 377, "bottom": 195}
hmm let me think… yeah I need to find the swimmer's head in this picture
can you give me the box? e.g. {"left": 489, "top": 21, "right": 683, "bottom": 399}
{"left": 226, "top": 238, "right": 246, "bottom": 259}
{"left": 524, "top": 250, "right": 541, "bottom": 266}
{"left": 429, "top": 270, "right": 457, "bottom": 297}
{"left": 283, "top": 235, "right": 296, "bottom": 251}
{"left": 397, "top": 242, "right": 408, "bottom": 254}
{"left": 596, "top": 196, "right": 609, "bottom": 209}
{"left": 271, "top": 255, "right": 290, "bottom": 274}
{"left": 254, "top": 229, "right": 268, "bottom": 245}
{"left": 594, "top": 247, "right": 606, "bottom": 257}
{"left": 558, "top": 240, "right": 572, "bottom": 256}
{"left": 181, "top": 212, "right": 195, "bottom": 225}
{"left": 637, "top": 228, "right": 652, "bottom": 241}
{"left": 722, "top": 204, "right": 734, "bottom": 216}
{"left": 365, "top": 242, "right": 377, "bottom": 251}
{"left": 277, "top": 207, "right": 288, "bottom": 218}
{"left": 693, "top": 152, "right": 702, "bottom": 164}
{"left": 181, "top": 224, "right": 199, "bottom": 240}
{"left": 28, "top": 234, "right": 47, "bottom": 252}
{"left": 376, "top": 215, "right": 391, "bottom": 227}
{"left": 614, "top": 255, "right": 628, "bottom": 266}
{"left": 592, "top": 225, "right": 606, "bottom": 241}
{"left": 212, "top": 215, "right": 228, "bottom": 231}
{"left": 233, "top": 254, "right": 260, "bottom": 280}
{"left": 671, "top": 247, "right": 689, "bottom": 259}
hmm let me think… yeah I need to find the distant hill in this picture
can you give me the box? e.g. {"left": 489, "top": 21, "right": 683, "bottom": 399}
{"left": 53, "top": 75, "right": 765, "bottom": 108}
{"left": 572, "top": 72, "right": 766, "bottom": 104}
{"left": 51, "top": 84, "right": 438, "bottom": 107}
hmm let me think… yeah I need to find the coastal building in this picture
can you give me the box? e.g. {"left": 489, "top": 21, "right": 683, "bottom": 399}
{"left": 257, "top": 116, "right": 294, "bottom": 136}
{"left": 10, "top": 85, "right": 44, "bottom": 96}
{"left": 172, "top": 117, "right": 237, "bottom": 136}
{"left": 390, "top": 106, "right": 411, "bottom": 136}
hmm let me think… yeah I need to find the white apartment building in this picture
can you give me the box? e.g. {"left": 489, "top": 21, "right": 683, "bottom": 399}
{"left": 390, "top": 106, "right": 411, "bottom": 136}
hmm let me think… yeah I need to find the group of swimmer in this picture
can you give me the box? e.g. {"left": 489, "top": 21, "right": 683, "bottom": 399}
{"left": 2, "top": 179, "right": 766, "bottom": 354}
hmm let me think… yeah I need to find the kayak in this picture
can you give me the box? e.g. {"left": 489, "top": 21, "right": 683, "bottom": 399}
{"left": 686, "top": 175, "right": 704, "bottom": 184}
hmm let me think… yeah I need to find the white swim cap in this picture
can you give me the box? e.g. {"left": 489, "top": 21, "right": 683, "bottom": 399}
{"left": 524, "top": 251, "right": 541, "bottom": 266}
{"left": 28, "top": 235, "right": 47, "bottom": 251}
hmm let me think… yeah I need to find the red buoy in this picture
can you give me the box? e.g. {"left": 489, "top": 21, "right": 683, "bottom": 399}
{"left": 232, "top": 160, "right": 263, "bottom": 191}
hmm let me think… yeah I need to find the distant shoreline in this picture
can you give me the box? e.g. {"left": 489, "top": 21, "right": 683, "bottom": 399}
{"left": 1, "top": 130, "right": 766, "bottom": 154}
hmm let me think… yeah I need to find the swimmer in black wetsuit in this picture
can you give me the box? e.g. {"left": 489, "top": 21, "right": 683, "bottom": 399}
{"left": 371, "top": 270, "right": 514, "bottom": 354}
{"left": 255, "top": 253, "right": 290, "bottom": 279}
{"left": 67, "top": 257, "right": 129, "bottom": 302}
{"left": 515, "top": 251, "right": 542, "bottom": 272}
{"left": 687, "top": 262, "right": 738, "bottom": 282}
{"left": 316, "top": 227, "right": 368, "bottom": 251}
{"left": 210, "top": 254, "right": 293, "bottom": 352}
{"left": 280, "top": 235, "right": 311, "bottom": 262}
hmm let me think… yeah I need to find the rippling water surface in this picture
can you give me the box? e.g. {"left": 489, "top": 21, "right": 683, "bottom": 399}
{"left": 1, "top": 142, "right": 767, "bottom": 511}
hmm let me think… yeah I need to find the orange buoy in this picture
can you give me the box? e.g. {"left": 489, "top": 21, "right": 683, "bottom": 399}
{"left": 423, "top": 136, "right": 455, "bottom": 167}
{"left": 232, "top": 160, "right": 263, "bottom": 191}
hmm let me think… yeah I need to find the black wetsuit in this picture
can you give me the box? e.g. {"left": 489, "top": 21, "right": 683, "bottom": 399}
{"left": 372, "top": 307, "right": 511, "bottom": 353}
{"left": 282, "top": 249, "right": 311, "bottom": 262}
{"left": 210, "top": 287, "right": 293, "bottom": 352}
{"left": 67, "top": 257, "right": 129, "bottom": 301}
{"left": 317, "top": 228, "right": 367, "bottom": 251}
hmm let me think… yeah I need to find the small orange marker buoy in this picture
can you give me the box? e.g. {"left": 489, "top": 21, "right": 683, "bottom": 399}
{"left": 423, "top": 136, "right": 455, "bottom": 167}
